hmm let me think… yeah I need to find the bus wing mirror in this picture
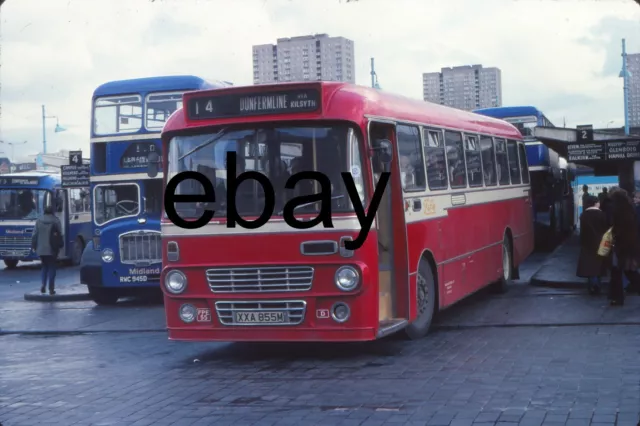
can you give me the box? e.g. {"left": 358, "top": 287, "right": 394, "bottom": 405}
{"left": 147, "top": 152, "right": 160, "bottom": 178}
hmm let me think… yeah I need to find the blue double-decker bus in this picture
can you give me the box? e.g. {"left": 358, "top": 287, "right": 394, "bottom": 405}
{"left": 0, "top": 171, "right": 91, "bottom": 268}
{"left": 473, "top": 106, "right": 575, "bottom": 247}
{"left": 80, "top": 75, "right": 232, "bottom": 305}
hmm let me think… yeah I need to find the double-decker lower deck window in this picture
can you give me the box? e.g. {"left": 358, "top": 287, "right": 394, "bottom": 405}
{"left": 94, "top": 184, "right": 140, "bottom": 225}
{"left": 166, "top": 125, "right": 367, "bottom": 220}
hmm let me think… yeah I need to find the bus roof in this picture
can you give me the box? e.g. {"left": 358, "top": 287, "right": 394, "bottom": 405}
{"left": 1, "top": 171, "right": 60, "bottom": 178}
{"left": 93, "top": 75, "right": 231, "bottom": 98}
{"left": 472, "top": 106, "right": 541, "bottom": 118}
{"left": 164, "top": 82, "right": 523, "bottom": 140}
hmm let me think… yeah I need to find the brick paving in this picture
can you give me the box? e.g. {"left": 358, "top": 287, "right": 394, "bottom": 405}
{"left": 1, "top": 324, "right": 639, "bottom": 425}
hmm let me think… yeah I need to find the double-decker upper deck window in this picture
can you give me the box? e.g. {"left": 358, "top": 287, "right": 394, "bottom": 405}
{"left": 145, "top": 92, "right": 184, "bottom": 131}
{"left": 480, "top": 136, "right": 497, "bottom": 186}
{"left": 518, "top": 143, "right": 530, "bottom": 184}
{"left": 495, "top": 138, "right": 510, "bottom": 185}
{"left": 464, "top": 135, "right": 483, "bottom": 187}
{"left": 423, "top": 129, "right": 448, "bottom": 190}
{"left": 94, "top": 95, "right": 142, "bottom": 135}
{"left": 397, "top": 124, "right": 426, "bottom": 192}
{"left": 444, "top": 131, "right": 467, "bottom": 189}
{"left": 507, "top": 140, "right": 521, "bottom": 184}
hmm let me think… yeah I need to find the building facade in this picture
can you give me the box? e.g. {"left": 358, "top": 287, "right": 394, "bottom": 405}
{"left": 626, "top": 53, "right": 640, "bottom": 128}
{"left": 252, "top": 34, "right": 355, "bottom": 85}
{"left": 422, "top": 65, "right": 502, "bottom": 111}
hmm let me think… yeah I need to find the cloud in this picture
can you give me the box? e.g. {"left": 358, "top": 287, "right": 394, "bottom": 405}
{"left": 1, "top": 0, "right": 640, "bottom": 161}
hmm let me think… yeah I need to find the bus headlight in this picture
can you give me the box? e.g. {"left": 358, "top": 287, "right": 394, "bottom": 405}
{"left": 179, "top": 304, "right": 196, "bottom": 323}
{"left": 334, "top": 266, "right": 359, "bottom": 291}
{"left": 165, "top": 270, "right": 187, "bottom": 294}
{"left": 101, "top": 248, "right": 114, "bottom": 263}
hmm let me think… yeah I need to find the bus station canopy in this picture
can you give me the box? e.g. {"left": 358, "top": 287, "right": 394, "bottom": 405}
{"left": 533, "top": 126, "right": 640, "bottom": 176}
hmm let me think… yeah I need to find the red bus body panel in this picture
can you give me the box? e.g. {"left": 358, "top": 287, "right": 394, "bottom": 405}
{"left": 159, "top": 82, "right": 534, "bottom": 342}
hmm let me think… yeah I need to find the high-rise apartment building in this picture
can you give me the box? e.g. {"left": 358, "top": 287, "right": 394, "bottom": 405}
{"left": 626, "top": 53, "right": 640, "bottom": 128}
{"left": 252, "top": 34, "right": 355, "bottom": 85}
{"left": 422, "top": 65, "right": 502, "bottom": 111}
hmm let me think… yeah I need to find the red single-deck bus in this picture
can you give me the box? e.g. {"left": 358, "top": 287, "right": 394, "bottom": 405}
{"left": 147, "top": 82, "right": 533, "bottom": 342}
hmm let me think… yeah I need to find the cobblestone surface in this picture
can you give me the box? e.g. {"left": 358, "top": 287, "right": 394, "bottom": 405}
{"left": 1, "top": 325, "right": 639, "bottom": 425}
{"left": 2, "top": 252, "right": 640, "bottom": 425}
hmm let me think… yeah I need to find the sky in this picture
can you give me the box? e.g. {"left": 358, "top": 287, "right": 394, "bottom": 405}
{"left": 1, "top": 0, "right": 639, "bottom": 162}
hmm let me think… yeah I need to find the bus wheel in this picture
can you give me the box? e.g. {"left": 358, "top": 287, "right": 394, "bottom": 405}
{"left": 71, "top": 238, "right": 84, "bottom": 266}
{"left": 404, "top": 258, "right": 436, "bottom": 340}
{"left": 4, "top": 259, "right": 18, "bottom": 269}
{"left": 88, "top": 286, "right": 119, "bottom": 305}
{"left": 493, "top": 235, "right": 513, "bottom": 294}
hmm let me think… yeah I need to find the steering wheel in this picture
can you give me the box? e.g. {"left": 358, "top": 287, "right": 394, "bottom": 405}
{"left": 115, "top": 200, "right": 139, "bottom": 215}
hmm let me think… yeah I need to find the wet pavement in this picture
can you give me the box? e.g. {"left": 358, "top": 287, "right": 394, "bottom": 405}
{"left": 1, "top": 252, "right": 640, "bottom": 426}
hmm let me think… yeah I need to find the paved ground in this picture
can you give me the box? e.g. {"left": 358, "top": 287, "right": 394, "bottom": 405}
{"left": 1, "top": 251, "right": 639, "bottom": 426}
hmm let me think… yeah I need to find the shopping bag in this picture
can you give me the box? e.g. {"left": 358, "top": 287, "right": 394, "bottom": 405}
{"left": 597, "top": 227, "right": 613, "bottom": 257}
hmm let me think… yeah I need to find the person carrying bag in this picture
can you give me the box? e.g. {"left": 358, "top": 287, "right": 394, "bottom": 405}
{"left": 31, "top": 205, "right": 63, "bottom": 295}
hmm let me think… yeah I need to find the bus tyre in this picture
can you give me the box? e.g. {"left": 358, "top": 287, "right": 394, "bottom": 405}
{"left": 71, "top": 238, "right": 84, "bottom": 266}
{"left": 4, "top": 259, "right": 18, "bottom": 269}
{"left": 404, "top": 259, "right": 436, "bottom": 340}
{"left": 493, "top": 235, "right": 513, "bottom": 294}
{"left": 88, "top": 286, "right": 119, "bottom": 305}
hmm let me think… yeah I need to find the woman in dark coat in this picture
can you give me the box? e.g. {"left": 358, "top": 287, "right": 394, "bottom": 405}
{"left": 577, "top": 195, "right": 608, "bottom": 295}
{"left": 608, "top": 188, "right": 640, "bottom": 305}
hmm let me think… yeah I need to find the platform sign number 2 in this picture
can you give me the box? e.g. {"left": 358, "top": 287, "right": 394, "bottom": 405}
{"left": 69, "top": 151, "right": 82, "bottom": 166}
{"left": 576, "top": 125, "right": 593, "bottom": 143}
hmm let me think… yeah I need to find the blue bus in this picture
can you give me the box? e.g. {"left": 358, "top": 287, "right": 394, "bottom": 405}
{"left": 80, "top": 75, "right": 232, "bottom": 305}
{"left": 473, "top": 106, "right": 575, "bottom": 247}
{"left": 0, "top": 171, "right": 92, "bottom": 268}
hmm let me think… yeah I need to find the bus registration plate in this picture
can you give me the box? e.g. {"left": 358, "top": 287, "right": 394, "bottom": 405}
{"left": 234, "top": 311, "right": 288, "bottom": 324}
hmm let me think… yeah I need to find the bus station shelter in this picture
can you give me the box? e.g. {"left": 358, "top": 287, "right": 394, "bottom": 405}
{"left": 533, "top": 126, "right": 640, "bottom": 194}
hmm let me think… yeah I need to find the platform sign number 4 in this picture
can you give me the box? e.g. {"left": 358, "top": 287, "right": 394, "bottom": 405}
{"left": 69, "top": 151, "right": 82, "bottom": 166}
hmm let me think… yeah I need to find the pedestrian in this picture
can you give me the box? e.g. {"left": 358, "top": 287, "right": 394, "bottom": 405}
{"left": 599, "top": 187, "right": 613, "bottom": 227}
{"left": 581, "top": 184, "right": 590, "bottom": 210}
{"left": 577, "top": 195, "right": 608, "bottom": 295}
{"left": 608, "top": 188, "right": 640, "bottom": 305}
{"left": 31, "top": 205, "right": 63, "bottom": 295}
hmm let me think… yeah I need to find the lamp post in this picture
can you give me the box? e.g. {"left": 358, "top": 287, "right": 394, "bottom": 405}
{"left": 41, "top": 104, "right": 66, "bottom": 155}
{"left": 620, "top": 39, "right": 632, "bottom": 136}
{"left": 0, "top": 140, "right": 27, "bottom": 163}
{"left": 370, "top": 57, "right": 381, "bottom": 89}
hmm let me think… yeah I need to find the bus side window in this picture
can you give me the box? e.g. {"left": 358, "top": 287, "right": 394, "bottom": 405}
{"left": 517, "top": 143, "right": 530, "bottom": 184}
{"left": 464, "top": 134, "right": 483, "bottom": 187}
{"left": 495, "top": 138, "right": 510, "bottom": 186}
{"left": 506, "top": 140, "right": 522, "bottom": 184}
{"left": 423, "top": 129, "right": 447, "bottom": 190}
{"left": 396, "top": 124, "right": 426, "bottom": 192}
{"left": 69, "top": 188, "right": 89, "bottom": 213}
{"left": 444, "top": 130, "right": 467, "bottom": 189}
{"left": 480, "top": 136, "right": 497, "bottom": 186}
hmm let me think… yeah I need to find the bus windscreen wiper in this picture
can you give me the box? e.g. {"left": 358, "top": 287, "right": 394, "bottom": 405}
{"left": 178, "top": 128, "right": 228, "bottom": 162}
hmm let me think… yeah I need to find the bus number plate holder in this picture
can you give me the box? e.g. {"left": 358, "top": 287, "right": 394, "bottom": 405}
{"left": 234, "top": 311, "right": 288, "bottom": 325}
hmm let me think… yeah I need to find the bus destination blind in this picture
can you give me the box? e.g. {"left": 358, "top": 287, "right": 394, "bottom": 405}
{"left": 0, "top": 177, "right": 40, "bottom": 186}
{"left": 187, "top": 88, "right": 320, "bottom": 120}
{"left": 61, "top": 164, "right": 90, "bottom": 188}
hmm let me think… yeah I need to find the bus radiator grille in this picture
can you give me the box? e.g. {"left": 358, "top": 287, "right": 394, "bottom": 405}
{"left": 206, "top": 266, "right": 314, "bottom": 293}
{"left": 118, "top": 230, "right": 162, "bottom": 265}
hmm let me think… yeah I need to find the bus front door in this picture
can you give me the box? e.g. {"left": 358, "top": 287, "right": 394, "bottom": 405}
{"left": 368, "top": 121, "right": 410, "bottom": 337}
